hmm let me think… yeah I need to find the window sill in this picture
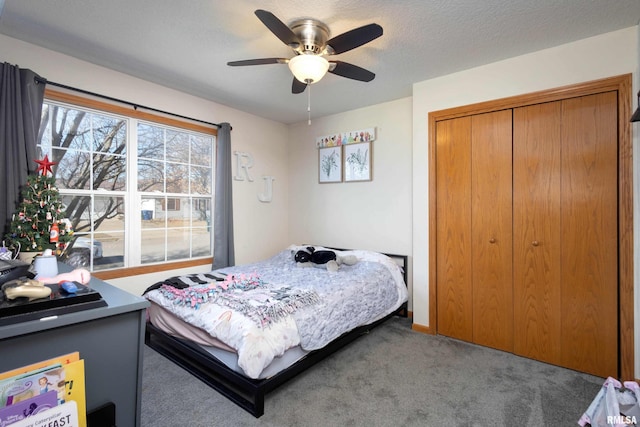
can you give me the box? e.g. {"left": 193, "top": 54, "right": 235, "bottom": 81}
{"left": 92, "top": 257, "right": 213, "bottom": 281}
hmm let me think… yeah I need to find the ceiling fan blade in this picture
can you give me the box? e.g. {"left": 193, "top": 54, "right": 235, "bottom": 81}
{"left": 326, "top": 23, "right": 383, "bottom": 55}
{"left": 227, "top": 58, "right": 288, "bottom": 66}
{"left": 329, "top": 61, "right": 375, "bottom": 82}
{"left": 255, "top": 9, "right": 301, "bottom": 48}
{"left": 292, "top": 77, "right": 307, "bottom": 94}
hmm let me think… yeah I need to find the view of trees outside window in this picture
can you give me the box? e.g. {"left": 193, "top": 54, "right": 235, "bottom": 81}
{"left": 38, "top": 98, "right": 214, "bottom": 271}
{"left": 137, "top": 122, "right": 213, "bottom": 263}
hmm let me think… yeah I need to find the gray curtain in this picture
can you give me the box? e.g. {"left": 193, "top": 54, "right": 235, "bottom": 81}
{"left": 0, "top": 63, "right": 45, "bottom": 237}
{"left": 212, "top": 122, "right": 235, "bottom": 269}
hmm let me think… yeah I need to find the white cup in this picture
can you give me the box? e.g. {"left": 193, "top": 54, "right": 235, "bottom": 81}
{"left": 33, "top": 255, "right": 58, "bottom": 279}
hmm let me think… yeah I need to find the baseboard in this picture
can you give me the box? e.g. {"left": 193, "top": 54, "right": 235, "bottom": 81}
{"left": 411, "top": 322, "right": 433, "bottom": 334}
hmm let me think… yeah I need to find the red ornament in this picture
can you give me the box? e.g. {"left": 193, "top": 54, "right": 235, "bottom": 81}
{"left": 50, "top": 223, "right": 59, "bottom": 243}
{"left": 35, "top": 155, "right": 57, "bottom": 176}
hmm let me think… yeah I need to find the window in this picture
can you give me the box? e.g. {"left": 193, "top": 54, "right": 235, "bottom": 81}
{"left": 38, "top": 90, "right": 216, "bottom": 272}
{"left": 161, "top": 198, "right": 181, "bottom": 211}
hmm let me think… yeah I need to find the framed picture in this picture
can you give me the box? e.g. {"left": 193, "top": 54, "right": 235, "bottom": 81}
{"left": 344, "top": 142, "right": 371, "bottom": 182}
{"left": 318, "top": 146, "right": 342, "bottom": 183}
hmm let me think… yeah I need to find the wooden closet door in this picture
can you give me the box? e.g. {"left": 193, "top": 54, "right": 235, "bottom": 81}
{"left": 560, "top": 92, "right": 618, "bottom": 377}
{"left": 436, "top": 117, "right": 473, "bottom": 342}
{"left": 471, "top": 110, "right": 513, "bottom": 352}
{"left": 513, "top": 102, "right": 562, "bottom": 364}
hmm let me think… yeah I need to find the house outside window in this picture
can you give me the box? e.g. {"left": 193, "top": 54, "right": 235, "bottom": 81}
{"left": 38, "top": 91, "right": 216, "bottom": 272}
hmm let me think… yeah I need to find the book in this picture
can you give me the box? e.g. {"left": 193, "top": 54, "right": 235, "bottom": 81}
{"left": 0, "top": 355, "right": 85, "bottom": 427}
{"left": 60, "top": 360, "right": 86, "bottom": 427}
{"left": 8, "top": 400, "right": 78, "bottom": 427}
{"left": 0, "top": 365, "right": 64, "bottom": 407}
{"left": 0, "top": 390, "right": 58, "bottom": 427}
{"left": 0, "top": 353, "right": 79, "bottom": 382}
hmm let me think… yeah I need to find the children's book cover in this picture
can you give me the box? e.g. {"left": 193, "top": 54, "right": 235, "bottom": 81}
{"left": 0, "top": 390, "right": 58, "bottom": 427}
{"left": 8, "top": 400, "right": 78, "bottom": 427}
{"left": 0, "top": 365, "right": 65, "bottom": 407}
{"left": 0, "top": 353, "right": 79, "bottom": 382}
{"left": 0, "top": 354, "right": 85, "bottom": 427}
{"left": 61, "top": 360, "right": 86, "bottom": 427}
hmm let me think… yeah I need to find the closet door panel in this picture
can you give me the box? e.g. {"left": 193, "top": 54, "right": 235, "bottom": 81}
{"left": 471, "top": 110, "right": 513, "bottom": 352}
{"left": 513, "top": 102, "right": 562, "bottom": 364}
{"left": 436, "top": 117, "right": 473, "bottom": 342}
{"left": 560, "top": 92, "right": 618, "bottom": 377}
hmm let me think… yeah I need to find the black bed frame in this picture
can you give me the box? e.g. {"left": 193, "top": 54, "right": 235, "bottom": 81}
{"left": 144, "top": 252, "right": 408, "bottom": 417}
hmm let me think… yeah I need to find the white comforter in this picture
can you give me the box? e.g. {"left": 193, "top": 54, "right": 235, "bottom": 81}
{"left": 144, "top": 246, "right": 408, "bottom": 379}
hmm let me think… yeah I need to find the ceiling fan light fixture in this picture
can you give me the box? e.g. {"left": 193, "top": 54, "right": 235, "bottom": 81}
{"left": 288, "top": 54, "right": 329, "bottom": 84}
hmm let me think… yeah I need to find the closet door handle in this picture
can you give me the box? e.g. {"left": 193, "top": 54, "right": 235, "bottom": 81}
{"left": 489, "top": 238, "right": 496, "bottom": 244}
{"left": 531, "top": 240, "right": 540, "bottom": 247}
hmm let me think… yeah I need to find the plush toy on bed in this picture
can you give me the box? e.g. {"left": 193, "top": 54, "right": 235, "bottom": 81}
{"left": 293, "top": 246, "right": 358, "bottom": 272}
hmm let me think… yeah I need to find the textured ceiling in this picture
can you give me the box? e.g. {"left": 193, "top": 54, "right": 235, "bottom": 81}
{"left": 0, "top": 0, "right": 639, "bottom": 124}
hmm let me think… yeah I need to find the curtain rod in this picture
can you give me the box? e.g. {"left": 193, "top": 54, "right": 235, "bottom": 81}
{"left": 34, "top": 76, "right": 226, "bottom": 129}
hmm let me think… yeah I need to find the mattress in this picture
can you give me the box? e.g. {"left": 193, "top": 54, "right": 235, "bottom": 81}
{"left": 147, "top": 301, "right": 309, "bottom": 379}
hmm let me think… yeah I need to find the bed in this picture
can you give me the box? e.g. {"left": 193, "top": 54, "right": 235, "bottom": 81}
{"left": 143, "top": 245, "right": 409, "bottom": 417}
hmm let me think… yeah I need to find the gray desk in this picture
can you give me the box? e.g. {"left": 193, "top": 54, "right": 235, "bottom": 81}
{"left": 0, "top": 265, "right": 149, "bottom": 426}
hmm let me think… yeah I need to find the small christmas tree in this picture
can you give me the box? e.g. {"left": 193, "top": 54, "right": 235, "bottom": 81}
{"left": 5, "top": 155, "right": 73, "bottom": 255}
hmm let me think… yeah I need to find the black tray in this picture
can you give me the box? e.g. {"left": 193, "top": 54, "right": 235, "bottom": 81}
{"left": 0, "top": 281, "right": 107, "bottom": 326}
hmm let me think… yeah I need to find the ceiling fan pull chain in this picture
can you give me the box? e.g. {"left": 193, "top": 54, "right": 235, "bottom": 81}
{"left": 308, "top": 83, "right": 312, "bottom": 125}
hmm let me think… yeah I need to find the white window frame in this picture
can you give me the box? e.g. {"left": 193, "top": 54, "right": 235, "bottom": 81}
{"left": 40, "top": 89, "right": 217, "bottom": 275}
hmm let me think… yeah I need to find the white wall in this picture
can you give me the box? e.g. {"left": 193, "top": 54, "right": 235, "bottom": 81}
{"left": 0, "top": 34, "right": 291, "bottom": 295}
{"left": 3, "top": 24, "right": 639, "bottom": 370}
{"left": 287, "top": 97, "right": 413, "bottom": 304}
{"left": 412, "top": 26, "right": 639, "bottom": 372}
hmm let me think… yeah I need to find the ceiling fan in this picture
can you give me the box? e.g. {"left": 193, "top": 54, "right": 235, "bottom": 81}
{"left": 227, "top": 10, "right": 383, "bottom": 94}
